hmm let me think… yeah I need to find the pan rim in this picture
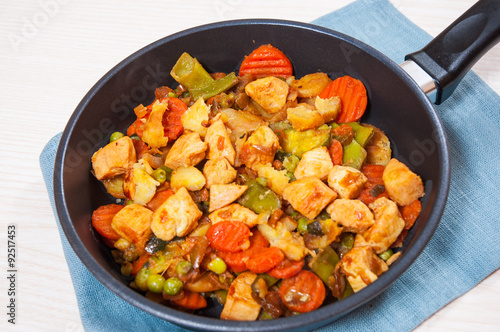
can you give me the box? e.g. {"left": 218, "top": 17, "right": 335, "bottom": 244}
{"left": 54, "top": 18, "right": 450, "bottom": 331}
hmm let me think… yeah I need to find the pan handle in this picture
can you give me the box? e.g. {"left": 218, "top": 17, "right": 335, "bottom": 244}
{"left": 404, "top": 0, "right": 500, "bottom": 104}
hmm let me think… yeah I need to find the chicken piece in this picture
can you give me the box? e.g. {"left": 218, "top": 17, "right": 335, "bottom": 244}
{"left": 205, "top": 119, "right": 236, "bottom": 165}
{"left": 340, "top": 246, "right": 388, "bottom": 293}
{"left": 364, "top": 125, "right": 392, "bottom": 166}
{"left": 238, "top": 126, "right": 280, "bottom": 170}
{"left": 282, "top": 177, "right": 337, "bottom": 220}
{"left": 326, "top": 199, "right": 374, "bottom": 233}
{"left": 220, "top": 272, "right": 260, "bottom": 321}
{"left": 289, "top": 72, "right": 332, "bottom": 98}
{"left": 170, "top": 166, "right": 206, "bottom": 192}
{"left": 111, "top": 203, "right": 153, "bottom": 251}
{"left": 382, "top": 158, "right": 424, "bottom": 206}
{"left": 203, "top": 157, "right": 237, "bottom": 189}
{"left": 315, "top": 95, "right": 341, "bottom": 123}
{"left": 244, "top": 76, "right": 289, "bottom": 114}
{"left": 123, "top": 159, "right": 160, "bottom": 205}
{"left": 181, "top": 97, "right": 210, "bottom": 138}
{"left": 91, "top": 136, "right": 136, "bottom": 180}
{"left": 164, "top": 132, "right": 207, "bottom": 170}
{"left": 209, "top": 203, "right": 259, "bottom": 228}
{"left": 258, "top": 221, "right": 307, "bottom": 261}
{"left": 287, "top": 104, "right": 324, "bottom": 131}
{"left": 355, "top": 197, "right": 405, "bottom": 253}
{"left": 150, "top": 187, "right": 202, "bottom": 241}
{"left": 209, "top": 184, "right": 248, "bottom": 212}
{"left": 294, "top": 147, "right": 333, "bottom": 181}
{"left": 141, "top": 100, "right": 169, "bottom": 148}
{"left": 254, "top": 163, "right": 289, "bottom": 196}
{"left": 327, "top": 165, "right": 367, "bottom": 199}
{"left": 221, "top": 108, "right": 267, "bottom": 144}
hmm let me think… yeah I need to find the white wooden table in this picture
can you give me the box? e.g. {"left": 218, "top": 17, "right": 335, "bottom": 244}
{"left": 1, "top": 0, "right": 498, "bottom": 331}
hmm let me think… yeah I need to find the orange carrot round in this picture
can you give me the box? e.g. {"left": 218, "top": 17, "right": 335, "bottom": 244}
{"left": 91, "top": 204, "right": 123, "bottom": 240}
{"left": 267, "top": 258, "right": 304, "bottom": 279}
{"left": 328, "top": 139, "right": 343, "bottom": 166}
{"left": 399, "top": 199, "right": 422, "bottom": 229}
{"left": 172, "top": 290, "right": 207, "bottom": 310}
{"left": 319, "top": 76, "right": 368, "bottom": 123}
{"left": 239, "top": 44, "right": 293, "bottom": 78}
{"left": 206, "top": 220, "right": 251, "bottom": 253}
{"left": 246, "top": 247, "right": 284, "bottom": 274}
{"left": 279, "top": 270, "right": 325, "bottom": 313}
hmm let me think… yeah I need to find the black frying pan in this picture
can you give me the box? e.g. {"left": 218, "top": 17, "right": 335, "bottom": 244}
{"left": 54, "top": 0, "right": 500, "bottom": 331}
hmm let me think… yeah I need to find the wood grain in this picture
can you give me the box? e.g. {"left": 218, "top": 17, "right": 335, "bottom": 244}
{"left": 0, "top": 0, "right": 498, "bottom": 331}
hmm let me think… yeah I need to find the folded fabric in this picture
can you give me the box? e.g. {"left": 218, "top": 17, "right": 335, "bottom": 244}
{"left": 40, "top": 0, "right": 500, "bottom": 331}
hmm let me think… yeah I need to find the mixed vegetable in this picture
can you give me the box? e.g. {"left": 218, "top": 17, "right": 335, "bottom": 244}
{"left": 90, "top": 44, "right": 425, "bottom": 320}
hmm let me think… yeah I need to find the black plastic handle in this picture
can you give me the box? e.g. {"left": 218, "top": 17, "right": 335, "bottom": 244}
{"left": 405, "top": 0, "right": 500, "bottom": 104}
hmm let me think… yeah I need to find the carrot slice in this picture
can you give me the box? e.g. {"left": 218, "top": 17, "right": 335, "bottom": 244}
{"left": 279, "top": 270, "right": 326, "bottom": 313}
{"left": 146, "top": 189, "right": 175, "bottom": 211}
{"left": 239, "top": 44, "right": 293, "bottom": 78}
{"left": 267, "top": 258, "right": 304, "bottom": 279}
{"left": 218, "top": 230, "right": 269, "bottom": 273}
{"left": 319, "top": 76, "right": 368, "bottom": 123}
{"left": 131, "top": 253, "right": 151, "bottom": 276}
{"left": 172, "top": 290, "right": 207, "bottom": 310}
{"left": 358, "top": 164, "right": 389, "bottom": 205}
{"left": 328, "top": 139, "right": 343, "bottom": 166}
{"left": 162, "top": 97, "right": 187, "bottom": 140}
{"left": 206, "top": 221, "right": 251, "bottom": 253}
{"left": 91, "top": 204, "right": 123, "bottom": 240}
{"left": 399, "top": 199, "right": 422, "bottom": 229}
{"left": 246, "top": 247, "right": 285, "bottom": 274}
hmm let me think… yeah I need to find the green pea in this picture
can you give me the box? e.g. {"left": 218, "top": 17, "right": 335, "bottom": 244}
{"left": 151, "top": 169, "right": 166, "bottom": 183}
{"left": 297, "top": 217, "right": 309, "bottom": 234}
{"left": 130, "top": 133, "right": 141, "bottom": 141}
{"left": 167, "top": 91, "right": 177, "bottom": 98}
{"left": 110, "top": 131, "right": 124, "bottom": 142}
{"left": 160, "top": 166, "right": 173, "bottom": 181}
{"left": 163, "top": 277, "right": 183, "bottom": 296}
{"left": 378, "top": 249, "right": 394, "bottom": 262}
{"left": 207, "top": 257, "right": 227, "bottom": 274}
{"left": 125, "top": 199, "right": 134, "bottom": 205}
{"left": 135, "top": 268, "right": 152, "bottom": 292}
{"left": 176, "top": 260, "right": 193, "bottom": 277}
{"left": 147, "top": 274, "right": 166, "bottom": 294}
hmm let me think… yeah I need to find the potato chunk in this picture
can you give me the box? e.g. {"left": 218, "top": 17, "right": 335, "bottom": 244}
{"left": 382, "top": 158, "right": 424, "bottom": 206}
{"left": 258, "top": 221, "right": 307, "bottom": 261}
{"left": 327, "top": 165, "right": 367, "bottom": 199}
{"left": 141, "top": 100, "right": 169, "bottom": 148}
{"left": 111, "top": 204, "right": 153, "bottom": 251}
{"left": 209, "top": 184, "right": 248, "bottom": 212}
{"left": 283, "top": 176, "right": 337, "bottom": 219}
{"left": 294, "top": 147, "right": 333, "bottom": 181}
{"left": 365, "top": 125, "right": 392, "bottom": 166}
{"left": 170, "top": 166, "right": 206, "bottom": 192}
{"left": 164, "top": 132, "right": 207, "bottom": 170}
{"left": 287, "top": 104, "right": 325, "bottom": 131}
{"left": 205, "top": 119, "right": 236, "bottom": 165}
{"left": 221, "top": 272, "right": 260, "bottom": 321}
{"left": 290, "top": 72, "right": 332, "bottom": 98}
{"left": 209, "top": 203, "right": 259, "bottom": 228}
{"left": 238, "top": 126, "right": 280, "bottom": 169}
{"left": 91, "top": 136, "right": 136, "bottom": 180}
{"left": 181, "top": 97, "right": 210, "bottom": 138}
{"left": 150, "top": 187, "right": 202, "bottom": 241}
{"left": 245, "top": 77, "right": 289, "bottom": 114}
{"left": 326, "top": 199, "right": 374, "bottom": 233}
{"left": 123, "top": 160, "right": 160, "bottom": 205}
{"left": 340, "top": 246, "right": 388, "bottom": 293}
{"left": 355, "top": 197, "right": 405, "bottom": 253}
{"left": 315, "top": 96, "right": 341, "bottom": 123}
{"left": 254, "top": 163, "right": 289, "bottom": 196}
{"left": 221, "top": 108, "right": 267, "bottom": 144}
{"left": 203, "top": 157, "right": 237, "bottom": 189}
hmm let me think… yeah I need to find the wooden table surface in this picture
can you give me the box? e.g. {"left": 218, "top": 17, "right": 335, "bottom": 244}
{"left": 1, "top": 0, "right": 498, "bottom": 331}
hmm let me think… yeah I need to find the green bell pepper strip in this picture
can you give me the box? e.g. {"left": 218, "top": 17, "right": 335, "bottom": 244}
{"left": 309, "top": 246, "right": 340, "bottom": 284}
{"left": 238, "top": 180, "right": 281, "bottom": 214}
{"left": 280, "top": 125, "right": 331, "bottom": 157}
{"left": 342, "top": 139, "right": 367, "bottom": 170}
{"left": 170, "top": 52, "right": 238, "bottom": 100}
{"left": 346, "top": 122, "right": 374, "bottom": 147}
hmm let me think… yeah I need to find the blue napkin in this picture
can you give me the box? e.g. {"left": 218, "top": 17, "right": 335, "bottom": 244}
{"left": 40, "top": 0, "right": 500, "bottom": 331}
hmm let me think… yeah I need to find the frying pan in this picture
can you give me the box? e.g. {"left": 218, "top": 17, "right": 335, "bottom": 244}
{"left": 53, "top": 0, "right": 500, "bottom": 331}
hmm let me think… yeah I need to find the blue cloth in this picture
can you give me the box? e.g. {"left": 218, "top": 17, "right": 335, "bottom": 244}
{"left": 40, "top": 0, "right": 500, "bottom": 331}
